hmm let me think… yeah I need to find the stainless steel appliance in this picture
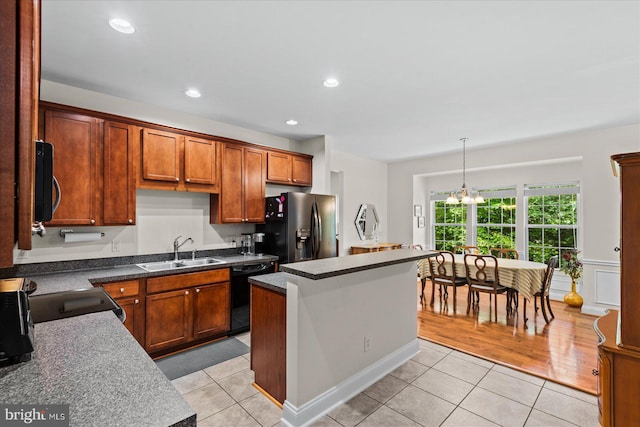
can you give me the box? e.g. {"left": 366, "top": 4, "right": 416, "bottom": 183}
{"left": 33, "top": 140, "right": 61, "bottom": 237}
{"left": 252, "top": 233, "right": 265, "bottom": 255}
{"left": 0, "top": 278, "right": 36, "bottom": 366}
{"left": 229, "top": 261, "right": 275, "bottom": 335}
{"left": 257, "top": 192, "right": 337, "bottom": 264}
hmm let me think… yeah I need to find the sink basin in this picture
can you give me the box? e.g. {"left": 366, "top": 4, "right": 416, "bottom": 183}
{"left": 136, "top": 258, "right": 226, "bottom": 272}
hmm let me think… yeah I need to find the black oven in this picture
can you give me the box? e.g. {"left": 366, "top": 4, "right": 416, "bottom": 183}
{"left": 229, "top": 261, "right": 275, "bottom": 335}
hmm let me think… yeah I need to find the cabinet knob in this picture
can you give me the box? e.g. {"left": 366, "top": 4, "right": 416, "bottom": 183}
{"left": 134, "top": 299, "right": 139, "bottom": 304}
{"left": 592, "top": 369, "right": 599, "bottom": 376}
{"left": 128, "top": 219, "right": 133, "bottom": 224}
{"left": 185, "top": 290, "right": 189, "bottom": 295}
{"left": 196, "top": 288, "right": 200, "bottom": 293}
{"left": 176, "top": 178, "right": 179, "bottom": 181}
{"left": 293, "top": 179, "right": 297, "bottom": 182}
{"left": 186, "top": 178, "right": 190, "bottom": 183}
{"left": 119, "top": 288, "right": 125, "bottom": 293}
{"left": 288, "top": 178, "right": 291, "bottom": 182}
{"left": 90, "top": 219, "right": 95, "bottom": 225}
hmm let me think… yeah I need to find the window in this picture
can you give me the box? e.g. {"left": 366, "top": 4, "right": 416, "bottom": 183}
{"left": 476, "top": 192, "right": 517, "bottom": 254}
{"left": 431, "top": 187, "right": 515, "bottom": 252}
{"left": 525, "top": 183, "right": 579, "bottom": 268}
{"left": 432, "top": 197, "right": 467, "bottom": 252}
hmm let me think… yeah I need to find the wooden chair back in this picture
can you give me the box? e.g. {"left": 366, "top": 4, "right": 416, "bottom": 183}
{"left": 429, "top": 251, "right": 457, "bottom": 283}
{"left": 464, "top": 254, "right": 500, "bottom": 290}
{"left": 490, "top": 248, "right": 519, "bottom": 260}
{"left": 453, "top": 245, "right": 480, "bottom": 254}
{"left": 410, "top": 244, "right": 424, "bottom": 250}
{"left": 540, "top": 255, "right": 558, "bottom": 296}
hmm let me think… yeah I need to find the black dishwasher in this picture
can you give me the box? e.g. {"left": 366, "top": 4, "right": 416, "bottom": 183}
{"left": 230, "top": 261, "right": 275, "bottom": 335}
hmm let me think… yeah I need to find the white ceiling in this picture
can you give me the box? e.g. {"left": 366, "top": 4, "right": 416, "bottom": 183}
{"left": 41, "top": 1, "right": 640, "bottom": 162}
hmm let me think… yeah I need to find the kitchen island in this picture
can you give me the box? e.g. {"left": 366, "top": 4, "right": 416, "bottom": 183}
{"left": 250, "top": 248, "right": 434, "bottom": 427}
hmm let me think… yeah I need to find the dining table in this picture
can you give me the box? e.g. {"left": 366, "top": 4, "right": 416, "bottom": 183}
{"left": 418, "top": 254, "right": 548, "bottom": 301}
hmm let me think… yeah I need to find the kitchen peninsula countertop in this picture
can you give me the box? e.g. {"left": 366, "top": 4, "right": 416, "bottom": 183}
{"left": 0, "top": 253, "right": 277, "bottom": 427}
{"left": 279, "top": 248, "right": 434, "bottom": 280}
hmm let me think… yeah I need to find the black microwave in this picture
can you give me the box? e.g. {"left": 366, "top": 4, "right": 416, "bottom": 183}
{"left": 34, "top": 140, "right": 60, "bottom": 222}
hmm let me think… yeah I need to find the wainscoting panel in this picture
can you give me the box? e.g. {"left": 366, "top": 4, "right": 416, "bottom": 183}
{"left": 594, "top": 269, "right": 621, "bottom": 306}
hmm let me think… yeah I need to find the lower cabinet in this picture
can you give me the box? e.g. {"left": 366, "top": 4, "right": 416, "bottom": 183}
{"left": 250, "top": 284, "right": 286, "bottom": 404}
{"left": 101, "top": 280, "right": 145, "bottom": 346}
{"left": 145, "top": 269, "right": 230, "bottom": 355}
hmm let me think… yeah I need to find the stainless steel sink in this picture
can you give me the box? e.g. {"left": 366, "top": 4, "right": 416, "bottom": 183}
{"left": 136, "top": 258, "right": 226, "bottom": 272}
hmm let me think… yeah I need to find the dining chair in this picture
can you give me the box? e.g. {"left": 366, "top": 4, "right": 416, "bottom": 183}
{"left": 524, "top": 255, "right": 558, "bottom": 325}
{"left": 429, "top": 250, "right": 467, "bottom": 310}
{"left": 464, "top": 254, "right": 508, "bottom": 321}
{"left": 490, "top": 247, "right": 519, "bottom": 260}
{"left": 410, "top": 244, "right": 424, "bottom": 250}
{"left": 417, "top": 257, "right": 433, "bottom": 305}
{"left": 454, "top": 245, "right": 480, "bottom": 254}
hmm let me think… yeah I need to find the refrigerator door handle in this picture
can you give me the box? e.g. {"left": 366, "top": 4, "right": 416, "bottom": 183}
{"left": 316, "top": 203, "right": 322, "bottom": 254}
{"left": 311, "top": 201, "right": 320, "bottom": 258}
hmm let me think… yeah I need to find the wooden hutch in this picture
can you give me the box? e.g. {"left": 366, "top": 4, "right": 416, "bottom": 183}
{"left": 594, "top": 152, "right": 640, "bottom": 426}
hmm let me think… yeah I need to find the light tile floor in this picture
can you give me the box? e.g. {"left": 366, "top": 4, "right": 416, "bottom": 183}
{"left": 172, "top": 334, "right": 599, "bottom": 426}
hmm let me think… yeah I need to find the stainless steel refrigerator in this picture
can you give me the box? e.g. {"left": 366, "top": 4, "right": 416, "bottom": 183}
{"left": 257, "top": 192, "right": 337, "bottom": 264}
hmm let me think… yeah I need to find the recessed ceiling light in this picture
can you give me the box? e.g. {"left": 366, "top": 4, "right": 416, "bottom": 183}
{"left": 323, "top": 78, "right": 340, "bottom": 88}
{"left": 286, "top": 119, "right": 298, "bottom": 126}
{"left": 185, "top": 89, "right": 201, "bottom": 98}
{"left": 108, "top": 18, "right": 135, "bottom": 34}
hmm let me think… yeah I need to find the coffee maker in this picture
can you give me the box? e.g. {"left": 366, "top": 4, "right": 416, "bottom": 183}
{"left": 0, "top": 278, "right": 36, "bottom": 366}
{"left": 252, "top": 233, "right": 265, "bottom": 255}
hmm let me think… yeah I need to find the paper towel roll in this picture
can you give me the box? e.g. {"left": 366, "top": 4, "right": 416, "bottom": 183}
{"left": 64, "top": 232, "right": 103, "bottom": 243}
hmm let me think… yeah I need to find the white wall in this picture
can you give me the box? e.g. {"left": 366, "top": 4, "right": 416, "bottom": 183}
{"left": 388, "top": 124, "right": 640, "bottom": 314}
{"left": 330, "top": 150, "right": 388, "bottom": 253}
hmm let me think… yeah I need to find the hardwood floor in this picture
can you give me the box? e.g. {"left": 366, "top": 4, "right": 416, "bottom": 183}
{"left": 416, "top": 280, "right": 599, "bottom": 395}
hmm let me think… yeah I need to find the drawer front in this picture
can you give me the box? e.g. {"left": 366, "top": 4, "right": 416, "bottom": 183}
{"left": 103, "top": 280, "right": 139, "bottom": 298}
{"left": 147, "top": 268, "right": 230, "bottom": 294}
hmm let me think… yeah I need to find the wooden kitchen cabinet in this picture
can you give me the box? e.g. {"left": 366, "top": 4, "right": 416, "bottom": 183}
{"left": 145, "top": 269, "right": 230, "bottom": 354}
{"left": 251, "top": 284, "right": 286, "bottom": 404}
{"left": 266, "top": 151, "right": 312, "bottom": 186}
{"left": 103, "top": 121, "right": 137, "bottom": 225}
{"left": 210, "top": 143, "right": 266, "bottom": 223}
{"left": 101, "top": 280, "right": 145, "bottom": 346}
{"left": 41, "top": 108, "right": 103, "bottom": 226}
{"left": 139, "top": 128, "right": 219, "bottom": 193}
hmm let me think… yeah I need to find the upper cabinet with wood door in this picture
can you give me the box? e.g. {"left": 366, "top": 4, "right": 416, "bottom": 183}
{"left": 138, "top": 128, "right": 219, "bottom": 193}
{"left": 210, "top": 143, "right": 266, "bottom": 223}
{"left": 266, "top": 151, "right": 312, "bottom": 186}
{"left": 103, "top": 121, "right": 137, "bottom": 225}
{"left": 41, "top": 108, "right": 103, "bottom": 226}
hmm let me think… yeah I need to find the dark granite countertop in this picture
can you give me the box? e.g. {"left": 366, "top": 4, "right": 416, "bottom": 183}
{"left": 0, "top": 252, "right": 278, "bottom": 426}
{"left": 279, "top": 249, "right": 435, "bottom": 280}
{"left": 249, "top": 272, "right": 289, "bottom": 294}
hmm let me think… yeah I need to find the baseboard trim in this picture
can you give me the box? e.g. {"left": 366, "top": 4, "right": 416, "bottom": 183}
{"left": 280, "top": 339, "right": 419, "bottom": 427}
{"left": 581, "top": 305, "right": 610, "bottom": 316}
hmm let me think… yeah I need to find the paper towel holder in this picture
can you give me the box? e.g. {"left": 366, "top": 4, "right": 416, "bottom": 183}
{"left": 59, "top": 229, "right": 105, "bottom": 238}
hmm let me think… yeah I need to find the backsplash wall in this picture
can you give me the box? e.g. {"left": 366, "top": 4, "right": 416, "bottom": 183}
{"left": 14, "top": 190, "right": 254, "bottom": 264}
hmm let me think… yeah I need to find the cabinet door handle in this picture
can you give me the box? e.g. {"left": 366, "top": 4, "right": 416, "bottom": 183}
{"left": 592, "top": 369, "right": 599, "bottom": 376}
{"left": 186, "top": 178, "right": 190, "bottom": 183}
{"left": 134, "top": 299, "right": 139, "bottom": 304}
{"left": 196, "top": 288, "right": 200, "bottom": 293}
{"left": 176, "top": 178, "right": 180, "bottom": 181}
{"left": 128, "top": 219, "right": 133, "bottom": 224}
{"left": 293, "top": 179, "right": 297, "bottom": 182}
{"left": 119, "top": 288, "right": 125, "bottom": 293}
{"left": 185, "top": 290, "right": 189, "bottom": 295}
{"left": 90, "top": 219, "right": 95, "bottom": 225}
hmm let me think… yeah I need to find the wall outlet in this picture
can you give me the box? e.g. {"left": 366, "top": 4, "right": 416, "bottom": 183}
{"left": 364, "top": 336, "right": 371, "bottom": 352}
{"left": 111, "top": 240, "right": 121, "bottom": 252}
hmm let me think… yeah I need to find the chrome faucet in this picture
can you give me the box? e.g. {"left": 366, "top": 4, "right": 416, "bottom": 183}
{"left": 173, "top": 236, "right": 193, "bottom": 261}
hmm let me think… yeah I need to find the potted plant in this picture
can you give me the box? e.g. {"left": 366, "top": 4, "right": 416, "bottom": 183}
{"left": 561, "top": 249, "right": 583, "bottom": 307}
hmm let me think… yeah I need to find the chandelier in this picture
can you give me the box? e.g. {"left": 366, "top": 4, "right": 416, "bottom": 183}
{"left": 445, "top": 138, "right": 484, "bottom": 204}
